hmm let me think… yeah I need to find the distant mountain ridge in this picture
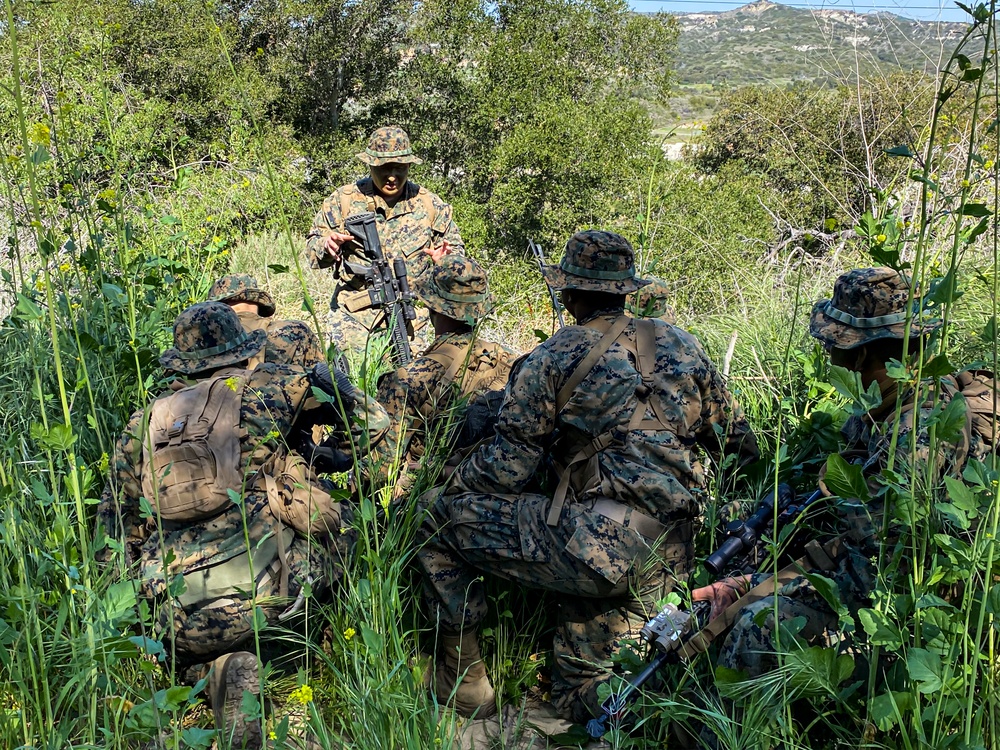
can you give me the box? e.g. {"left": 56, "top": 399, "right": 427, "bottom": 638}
{"left": 673, "top": 0, "right": 965, "bottom": 88}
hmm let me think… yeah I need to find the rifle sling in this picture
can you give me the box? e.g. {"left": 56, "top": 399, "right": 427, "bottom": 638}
{"left": 677, "top": 537, "right": 844, "bottom": 660}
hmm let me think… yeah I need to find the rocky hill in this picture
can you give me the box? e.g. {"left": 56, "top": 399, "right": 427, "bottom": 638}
{"left": 663, "top": 0, "right": 966, "bottom": 125}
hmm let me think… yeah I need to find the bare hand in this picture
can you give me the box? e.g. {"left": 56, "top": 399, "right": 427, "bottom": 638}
{"left": 691, "top": 576, "right": 752, "bottom": 621}
{"left": 323, "top": 231, "right": 353, "bottom": 264}
{"left": 423, "top": 239, "right": 449, "bottom": 263}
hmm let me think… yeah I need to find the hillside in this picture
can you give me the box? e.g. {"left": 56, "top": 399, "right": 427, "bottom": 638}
{"left": 663, "top": 0, "right": 966, "bottom": 126}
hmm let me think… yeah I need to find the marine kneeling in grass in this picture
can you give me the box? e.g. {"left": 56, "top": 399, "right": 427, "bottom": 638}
{"left": 712, "top": 267, "right": 994, "bottom": 682}
{"left": 96, "top": 301, "right": 389, "bottom": 748}
{"left": 414, "top": 230, "right": 759, "bottom": 722}
{"left": 372, "top": 254, "right": 517, "bottom": 497}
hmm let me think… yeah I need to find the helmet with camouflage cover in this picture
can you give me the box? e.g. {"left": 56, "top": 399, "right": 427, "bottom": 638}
{"left": 809, "top": 267, "right": 941, "bottom": 351}
{"left": 208, "top": 274, "right": 276, "bottom": 317}
{"left": 542, "top": 230, "right": 650, "bottom": 295}
{"left": 159, "top": 301, "right": 267, "bottom": 375}
{"left": 356, "top": 126, "right": 423, "bottom": 167}
{"left": 415, "top": 254, "right": 494, "bottom": 323}
{"left": 627, "top": 277, "right": 676, "bottom": 323}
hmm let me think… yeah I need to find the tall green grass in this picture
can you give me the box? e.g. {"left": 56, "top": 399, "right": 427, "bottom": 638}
{"left": 2, "top": 0, "right": 1000, "bottom": 748}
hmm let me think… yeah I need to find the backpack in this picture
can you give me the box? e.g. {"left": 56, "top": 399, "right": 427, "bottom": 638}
{"left": 955, "top": 369, "right": 1000, "bottom": 449}
{"left": 140, "top": 373, "right": 248, "bottom": 522}
{"left": 420, "top": 340, "right": 514, "bottom": 418}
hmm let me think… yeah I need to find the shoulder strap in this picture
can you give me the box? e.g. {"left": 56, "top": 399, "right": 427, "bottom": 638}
{"left": 417, "top": 186, "right": 436, "bottom": 225}
{"left": 555, "top": 315, "right": 632, "bottom": 414}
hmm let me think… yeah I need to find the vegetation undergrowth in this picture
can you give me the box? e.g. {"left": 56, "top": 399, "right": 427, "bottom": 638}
{"left": 1, "top": 0, "right": 1000, "bottom": 748}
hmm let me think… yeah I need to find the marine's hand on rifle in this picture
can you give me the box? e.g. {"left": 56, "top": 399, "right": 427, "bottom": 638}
{"left": 321, "top": 231, "right": 354, "bottom": 265}
{"left": 691, "top": 575, "right": 752, "bottom": 621}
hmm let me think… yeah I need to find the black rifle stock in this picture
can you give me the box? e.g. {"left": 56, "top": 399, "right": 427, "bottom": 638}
{"left": 342, "top": 212, "right": 415, "bottom": 366}
{"left": 585, "top": 483, "right": 825, "bottom": 739}
{"left": 528, "top": 239, "right": 566, "bottom": 329}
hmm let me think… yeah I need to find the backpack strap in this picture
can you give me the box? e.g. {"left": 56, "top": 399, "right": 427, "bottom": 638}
{"left": 546, "top": 317, "right": 672, "bottom": 526}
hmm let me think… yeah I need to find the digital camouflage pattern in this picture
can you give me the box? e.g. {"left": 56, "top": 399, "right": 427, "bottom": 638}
{"left": 305, "top": 176, "right": 463, "bottom": 354}
{"left": 159, "top": 301, "right": 267, "bottom": 375}
{"left": 413, "top": 254, "right": 493, "bottom": 323}
{"left": 416, "top": 308, "right": 758, "bottom": 720}
{"left": 235, "top": 310, "right": 325, "bottom": 369}
{"left": 373, "top": 330, "right": 514, "bottom": 493}
{"left": 541, "top": 230, "right": 650, "bottom": 295}
{"left": 809, "top": 266, "right": 940, "bottom": 351}
{"left": 718, "top": 267, "right": 981, "bottom": 679}
{"left": 627, "top": 277, "right": 676, "bottom": 324}
{"left": 355, "top": 126, "right": 423, "bottom": 166}
{"left": 209, "top": 274, "right": 277, "bottom": 317}
{"left": 98, "top": 306, "right": 389, "bottom": 668}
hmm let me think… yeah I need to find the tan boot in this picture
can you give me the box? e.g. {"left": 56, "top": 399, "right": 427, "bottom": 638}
{"left": 209, "top": 651, "right": 264, "bottom": 749}
{"left": 434, "top": 631, "right": 498, "bottom": 718}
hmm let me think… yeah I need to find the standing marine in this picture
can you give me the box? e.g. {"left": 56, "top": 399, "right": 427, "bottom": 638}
{"left": 95, "top": 301, "right": 388, "bottom": 748}
{"left": 305, "top": 126, "right": 465, "bottom": 355}
{"left": 414, "top": 230, "right": 759, "bottom": 721}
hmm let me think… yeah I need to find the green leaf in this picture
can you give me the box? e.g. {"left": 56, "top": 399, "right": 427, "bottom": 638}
{"left": 360, "top": 624, "right": 384, "bottom": 655}
{"left": 915, "top": 593, "right": 955, "bottom": 610}
{"left": 985, "top": 584, "right": 1000, "bottom": 622}
{"left": 906, "top": 648, "right": 943, "bottom": 693}
{"left": 240, "top": 690, "right": 262, "bottom": 721}
{"left": 268, "top": 264, "right": 290, "bottom": 274}
{"left": 963, "top": 216, "right": 989, "bottom": 244}
{"left": 253, "top": 606, "right": 268, "bottom": 632}
{"left": 156, "top": 685, "right": 191, "bottom": 711}
{"left": 909, "top": 170, "right": 939, "bottom": 192}
{"left": 944, "top": 476, "right": 979, "bottom": 513}
{"left": 870, "top": 690, "right": 914, "bottom": 731}
{"left": 858, "top": 608, "right": 902, "bottom": 649}
{"left": 884, "top": 145, "right": 915, "bottom": 158}
{"left": 955, "top": 53, "right": 972, "bottom": 70}
{"left": 30, "top": 145, "right": 51, "bottom": 165}
{"left": 961, "top": 67, "right": 983, "bottom": 82}
{"left": 101, "top": 283, "right": 127, "bottom": 308}
{"left": 533, "top": 328, "right": 550, "bottom": 343}
{"left": 960, "top": 202, "right": 990, "bottom": 217}
{"left": 928, "top": 269, "right": 962, "bottom": 305}
{"left": 922, "top": 354, "right": 955, "bottom": 378}
{"left": 14, "top": 293, "right": 44, "bottom": 322}
{"left": 803, "top": 572, "right": 852, "bottom": 632}
{"left": 981, "top": 316, "right": 997, "bottom": 343}
{"left": 928, "top": 393, "right": 967, "bottom": 444}
{"left": 228, "top": 488, "right": 244, "bottom": 507}
{"left": 102, "top": 581, "right": 138, "bottom": 623}
{"left": 181, "top": 728, "right": 216, "bottom": 750}
{"left": 785, "top": 646, "right": 854, "bottom": 693}
{"left": 823, "top": 453, "right": 870, "bottom": 502}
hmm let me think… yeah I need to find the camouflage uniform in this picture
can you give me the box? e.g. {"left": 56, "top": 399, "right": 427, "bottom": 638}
{"left": 96, "top": 302, "right": 388, "bottom": 669}
{"left": 209, "top": 274, "right": 325, "bottom": 369}
{"left": 627, "top": 277, "right": 677, "bottom": 324}
{"left": 373, "top": 256, "right": 515, "bottom": 494}
{"left": 416, "top": 231, "right": 759, "bottom": 721}
{"left": 717, "top": 267, "right": 985, "bottom": 677}
{"left": 305, "top": 127, "right": 465, "bottom": 355}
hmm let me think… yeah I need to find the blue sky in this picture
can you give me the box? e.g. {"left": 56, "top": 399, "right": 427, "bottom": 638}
{"left": 628, "top": 0, "right": 972, "bottom": 23}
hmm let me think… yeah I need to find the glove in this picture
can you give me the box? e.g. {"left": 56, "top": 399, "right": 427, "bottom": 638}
{"left": 691, "top": 575, "right": 752, "bottom": 621}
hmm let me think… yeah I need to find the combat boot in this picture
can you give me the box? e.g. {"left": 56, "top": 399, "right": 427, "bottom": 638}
{"left": 209, "top": 651, "right": 264, "bottom": 749}
{"left": 434, "top": 631, "right": 498, "bottom": 718}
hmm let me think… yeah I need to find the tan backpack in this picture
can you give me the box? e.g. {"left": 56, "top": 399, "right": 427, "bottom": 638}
{"left": 955, "top": 369, "right": 1000, "bottom": 449}
{"left": 141, "top": 373, "right": 248, "bottom": 522}
{"left": 420, "top": 340, "right": 514, "bottom": 419}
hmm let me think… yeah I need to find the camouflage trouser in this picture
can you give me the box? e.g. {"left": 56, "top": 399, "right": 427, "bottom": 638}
{"left": 415, "top": 490, "right": 694, "bottom": 722}
{"left": 154, "top": 534, "right": 350, "bottom": 672}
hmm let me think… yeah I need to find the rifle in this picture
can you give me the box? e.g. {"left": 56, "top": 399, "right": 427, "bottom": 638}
{"left": 342, "top": 212, "right": 416, "bottom": 366}
{"left": 528, "top": 239, "right": 566, "bottom": 329}
{"left": 585, "top": 483, "right": 825, "bottom": 739}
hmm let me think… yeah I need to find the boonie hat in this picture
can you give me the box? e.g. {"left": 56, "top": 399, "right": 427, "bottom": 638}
{"left": 627, "top": 277, "right": 676, "bottom": 323}
{"left": 415, "top": 254, "right": 494, "bottom": 323}
{"left": 809, "top": 267, "right": 941, "bottom": 351}
{"left": 542, "top": 230, "right": 650, "bottom": 294}
{"left": 159, "top": 301, "right": 267, "bottom": 375}
{"left": 209, "top": 274, "right": 276, "bottom": 318}
{"left": 356, "top": 127, "right": 423, "bottom": 167}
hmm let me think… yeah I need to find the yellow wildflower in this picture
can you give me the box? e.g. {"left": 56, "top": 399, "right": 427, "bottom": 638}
{"left": 59, "top": 262, "right": 72, "bottom": 273}
{"left": 962, "top": 179, "right": 971, "bottom": 189}
{"left": 225, "top": 376, "right": 241, "bottom": 392}
{"left": 875, "top": 234, "right": 887, "bottom": 243}
{"left": 986, "top": 159, "right": 995, "bottom": 170}
{"left": 27, "top": 122, "right": 50, "bottom": 146}
{"left": 344, "top": 627, "right": 356, "bottom": 642}
{"left": 289, "top": 684, "right": 313, "bottom": 705}
{"left": 268, "top": 730, "right": 277, "bottom": 740}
